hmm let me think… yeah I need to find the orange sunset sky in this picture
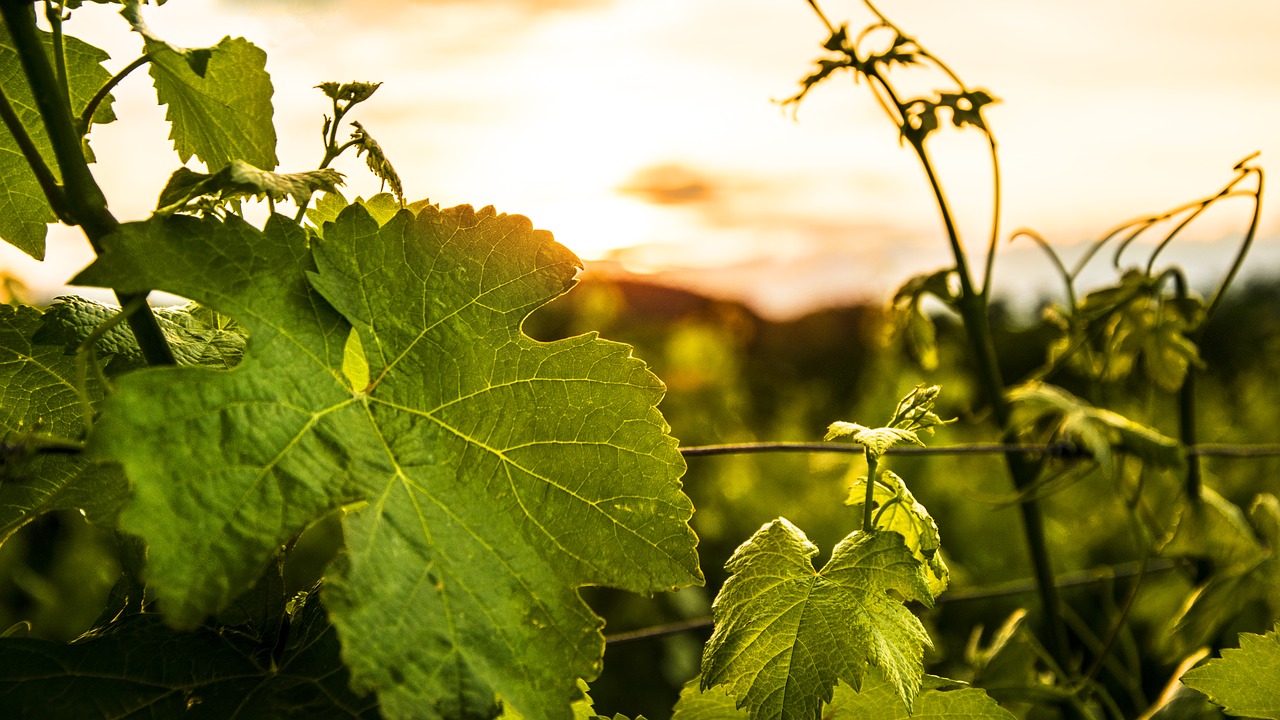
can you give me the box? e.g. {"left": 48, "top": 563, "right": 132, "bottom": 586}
{"left": 3, "top": 0, "right": 1278, "bottom": 318}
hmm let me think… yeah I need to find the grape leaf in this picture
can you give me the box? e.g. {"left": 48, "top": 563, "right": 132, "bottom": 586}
{"left": 1165, "top": 493, "right": 1280, "bottom": 655}
{"left": 700, "top": 518, "right": 932, "bottom": 720}
{"left": 317, "top": 81, "right": 382, "bottom": 105}
{"left": 156, "top": 161, "right": 344, "bottom": 214}
{"left": 674, "top": 672, "right": 1013, "bottom": 720}
{"left": 887, "top": 269, "right": 952, "bottom": 371}
{"left": 125, "top": 5, "right": 276, "bottom": 170}
{"left": 497, "top": 678, "right": 598, "bottom": 720}
{"left": 1164, "top": 486, "right": 1267, "bottom": 578}
{"left": 0, "top": 304, "right": 125, "bottom": 543}
{"left": 825, "top": 672, "right": 1015, "bottom": 719}
{"left": 825, "top": 422, "right": 920, "bottom": 457}
{"left": 1007, "top": 382, "right": 1181, "bottom": 473}
{"left": 672, "top": 679, "right": 746, "bottom": 720}
{"left": 307, "top": 190, "right": 421, "bottom": 231}
{"left": 0, "top": 590, "right": 378, "bottom": 719}
{"left": 846, "top": 470, "right": 948, "bottom": 596}
{"left": 1057, "top": 270, "right": 1206, "bottom": 392}
{"left": 75, "top": 203, "right": 702, "bottom": 719}
{"left": 938, "top": 90, "right": 998, "bottom": 131}
{"left": 1182, "top": 623, "right": 1280, "bottom": 719}
{"left": 349, "top": 121, "right": 403, "bottom": 204}
{"left": 0, "top": 23, "right": 117, "bottom": 258}
{"left": 34, "top": 295, "right": 247, "bottom": 373}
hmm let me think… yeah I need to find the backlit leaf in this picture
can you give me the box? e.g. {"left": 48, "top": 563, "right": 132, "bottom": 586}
{"left": 76, "top": 202, "right": 701, "bottom": 719}
{"left": 846, "top": 470, "right": 948, "bottom": 596}
{"left": 824, "top": 423, "right": 920, "bottom": 457}
{"left": 938, "top": 90, "right": 997, "bottom": 131}
{"left": 349, "top": 121, "right": 403, "bottom": 204}
{"left": 156, "top": 161, "right": 344, "bottom": 214}
{"left": 1166, "top": 493, "right": 1280, "bottom": 655}
{"left": 1007, "top": 382, "right": 1181, "bottom": 474}
{"left": 825, "top": 671, "right": 1015, "bottom": 719}
{"left": 125, "top": 5, "right": 276, "bottom": 170}
{"left": 700, "top": 519, "right": 932, "bottom": 719}
{"left": 675, "top": 672, "right": 1012, "bottom": 720}
{"left": 1182, "top": 623, "right": 1280, "bottom": 719}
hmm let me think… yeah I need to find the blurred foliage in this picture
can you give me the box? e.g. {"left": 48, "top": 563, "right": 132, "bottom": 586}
{"left": 2, "top": 274, "right": 1278, "bottom": 717}
{"left": 523, "top": 274, "right": 1280, "bottom": 718}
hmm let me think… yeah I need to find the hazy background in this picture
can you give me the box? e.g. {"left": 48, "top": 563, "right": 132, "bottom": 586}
{"left": 2, "top": 0, "right": 1277, "bottom": 317}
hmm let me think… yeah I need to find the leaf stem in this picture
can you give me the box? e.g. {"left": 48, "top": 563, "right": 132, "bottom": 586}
{"left": 0, "top": 2, "right": 175, "bottom": 366}
{"left": 853, "top": 11, "right": 1071, "bottom": 678}
{"left": 863, "top": 451, "right": 878, "bottom": 533}
{"left": 43, "top": 1, "right": 70, "bottom": 110}
{"left": 293, "top": 99, "right": 350, "bottom": 223}
{"left": 80, "top": 53, "right": 151, "bottom": 131}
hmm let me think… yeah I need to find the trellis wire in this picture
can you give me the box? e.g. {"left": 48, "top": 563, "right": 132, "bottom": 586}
{"left": 605, "top": 558, "right": 1177, "bottom": 645}
{"left": 679, "top": 441, "right": 1280, "bottom": 459}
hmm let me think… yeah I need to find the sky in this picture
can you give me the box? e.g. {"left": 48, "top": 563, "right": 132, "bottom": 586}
{"left": 3, "top": 0, "right": 1278, "bottom": 318}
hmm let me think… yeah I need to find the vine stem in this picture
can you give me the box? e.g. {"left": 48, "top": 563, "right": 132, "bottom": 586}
{"left": 0, "top": 2, "right": 175, "bottom": 366}
{"left": 80, "top": 53, "right": 151, "bottom": 130}
{"left": 27, "top": 439, "right": 1278, "bottom": 460}
{"left": 0, "top": 85, "right": 69, "bottom": 225}
{"left": 862, "top": 451, "right": 878, "bottom": 533}
{"left": 863, "top": 62, "right": 1073, "bottom": 674}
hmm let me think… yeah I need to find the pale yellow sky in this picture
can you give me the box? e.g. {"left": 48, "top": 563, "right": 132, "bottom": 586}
{"left": 3, "top": 0, "right": 1277, "bottom": 317}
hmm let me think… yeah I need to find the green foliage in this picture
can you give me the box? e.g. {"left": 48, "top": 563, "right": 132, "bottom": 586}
{"left": 1045, "top": 269, "right": 1206, "bottom": 392}
{"left": 0, "top": 304, "right": 125, "bottom": 542}
{"left": 700, "top": 519, "right": 932, "bottom": 719}
{"left": 0, "top": 1, "right": 1276, "bottom": 718}
{"left": 35, "top": 295, "right": 247, "bottom": 372}
{"left": 1007, "top": 381, "right": 1181, "bottom": 473}
{"left": 349, "top": 120, "right": 404, "bottom": 204}
{"left": 156, "top": 161, "right": 345, "bottom": 215}
{"left": 0, "top": 589, "right": 379, "bottom": 719}
{"left": 824, "top": 672, "right": 1014, "bottom": 719}
{"left": 124, "top": 4, "right": 276, "bottom": 170}
{"left": 1164, "top": 492, "right": 1280, "bottom": 655}
{"left": 845, "top": 470, "right": 948, "bottom": 595}
{"left": 1182, "top": 623, "right": 1280, "bottom": 719}
{"left": 0, "top": 20, "right": 116, "bottom": 258}
{"left": 674, "top": 672, "right": 1012, "bottom": 720}
{"left": 888, "top": 269, "right": 955, "bottom": 371}
{"left": 825, "top": 384, "right": 948, "bottom": 458}
{"left": 75, "top": 202, "right": 701, "bottom": 717}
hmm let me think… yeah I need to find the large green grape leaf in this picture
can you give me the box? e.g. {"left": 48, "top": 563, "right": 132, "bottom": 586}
{"left": 0, "top": 23, "right": 117, "bottom": 258}
{"left": 0, "top": 304, "right": 125, "bottom": 543}
{"left": 1182, "top": 624, "right": 1280, "bottom": 719}
{"left": 674, "top": 673, "right": 1013, "bottom": 720}
{"left": 0, "top": 590, "right": 378, "bottom": 719}
{"left": 700, "top": 519, "right": 932, "bottom": 720}
{"left": 75, "top": 202, "right": 702, "bottom": 719}
{"left": 125, "top": 5, "right": 276, "bottom": 170}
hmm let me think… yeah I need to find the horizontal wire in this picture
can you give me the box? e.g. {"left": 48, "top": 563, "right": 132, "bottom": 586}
{"left": 679, "top": 441, "right": 1280, "bottom": 458}
{"left": 604, "top": 558, "right": 1178, "bottom": 646}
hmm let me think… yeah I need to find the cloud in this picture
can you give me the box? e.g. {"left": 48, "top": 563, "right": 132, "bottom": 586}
{"left": 617, "top": 163, "right": 714, "bottom": 205}
{"left": 217, "top": 0, "right": 608, "bottom": 11}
